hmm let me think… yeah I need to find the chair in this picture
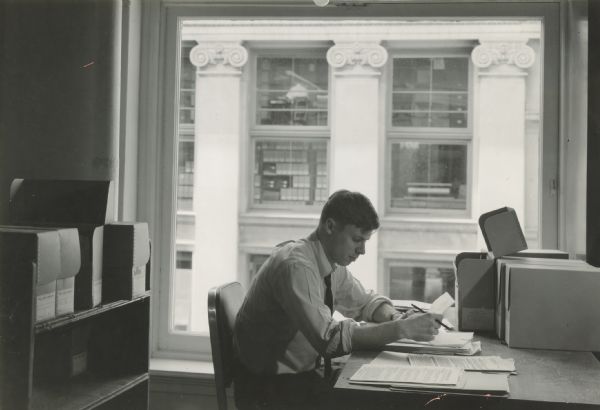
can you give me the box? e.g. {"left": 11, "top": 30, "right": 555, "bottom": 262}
{"left": 208, "top": 282, "right": 245, "bottom": 410}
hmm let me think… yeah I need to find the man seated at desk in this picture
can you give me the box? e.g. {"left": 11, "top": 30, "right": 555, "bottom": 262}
{"left": 234, "top": 189, "right": 442, "bottom": 409}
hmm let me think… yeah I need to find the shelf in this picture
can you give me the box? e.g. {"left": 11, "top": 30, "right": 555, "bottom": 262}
{"left": 35, "top": 293, "right": 150, "bottom": 334}
{"left": 32, "top": 372, "right": 148, "bottom": 410}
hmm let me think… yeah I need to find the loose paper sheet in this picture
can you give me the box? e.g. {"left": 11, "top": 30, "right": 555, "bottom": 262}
{"left": 430, "top": 292, "right": 455, "bottom": 315}
{"left": 407, "top": 354, "right": 515, "bottom": 372}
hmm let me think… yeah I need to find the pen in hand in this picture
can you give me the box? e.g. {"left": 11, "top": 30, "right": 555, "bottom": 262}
{"left": 410, "top": 303, "right": 452, "bottom": 331}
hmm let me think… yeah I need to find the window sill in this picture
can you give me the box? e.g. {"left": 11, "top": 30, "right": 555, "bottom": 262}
{"left": 149, "top": 358, "right": 214, "bottom": 379}
{"left": 149, "top": 359, "right": 222, "bottom": 396}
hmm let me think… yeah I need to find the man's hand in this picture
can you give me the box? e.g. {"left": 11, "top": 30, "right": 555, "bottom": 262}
{"left": 396, "top": 312, "right": 442, "bottom": 341}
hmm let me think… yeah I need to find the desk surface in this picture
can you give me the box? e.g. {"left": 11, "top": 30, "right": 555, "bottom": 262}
{"left": 334, "top": 333, "right": 600, "bottom": 410}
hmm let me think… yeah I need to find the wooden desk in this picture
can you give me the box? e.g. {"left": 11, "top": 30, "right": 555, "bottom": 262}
{"left": 333, "top": 333, "right": 600, "bottom": 410}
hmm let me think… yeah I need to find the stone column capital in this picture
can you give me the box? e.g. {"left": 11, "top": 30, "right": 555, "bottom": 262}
{"left": 189, "top": 42, "right": 248, "bottom": 72}
{"left": 471, "top": 41, "right": 535, "bottom": 70}
{"left": 326, "top": 42, "right": 388, "bottom": 70}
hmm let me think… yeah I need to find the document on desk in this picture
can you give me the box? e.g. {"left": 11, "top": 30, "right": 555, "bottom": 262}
{"left": 407, "top": 354, "right": 516, "bottom": 372}
{"left": 370, "top": 351, "right": 515, "bottom": 373}
{"left": 388, "top": 372, "right": 510, "bottom": 396}
{"left": 350, "top": 364, "right": 462, "bottom": 385}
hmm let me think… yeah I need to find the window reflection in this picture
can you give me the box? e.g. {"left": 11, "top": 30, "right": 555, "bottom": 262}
{"left": 389, "top": 265, "right": 455, "bottom": 303}
{"left": 256, "top": 56, "right": 329, "bottom": 126}
{"left": 392, "top": 57, "right": 468, "bottom": 128}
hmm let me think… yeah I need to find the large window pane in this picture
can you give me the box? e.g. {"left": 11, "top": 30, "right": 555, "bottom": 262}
{"left": 171, "top": 39, "right": 197, "bottom": 334}
{"left": 390, "top": 142, "right": 467, "bottom": 210}
{"left": 392, "top": 57, "right": 468, "bottom": 128}
{"left": 253, "top": 139, "right": 328, "bottom": 207}
{"left": 256, "top": 56, "right": 328, "bottom": 126}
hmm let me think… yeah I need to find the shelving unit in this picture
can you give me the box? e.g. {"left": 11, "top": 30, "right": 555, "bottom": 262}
{"left": 1, "top": 262, "right": 150, "bottom": 410}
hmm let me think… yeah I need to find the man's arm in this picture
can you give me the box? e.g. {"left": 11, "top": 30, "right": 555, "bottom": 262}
{"left": 371, "top": 302, "right": 402, "bottom": 322}
{"left": 350, "top": 312, "right": 442, "bottom": 351}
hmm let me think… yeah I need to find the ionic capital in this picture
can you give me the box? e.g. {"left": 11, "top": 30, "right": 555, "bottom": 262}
{"left": 189, "top": 42, "right": 248, "bottom": 70}
{"left": 471, "top": 41, "right": 535, "bottom": 69}
{"left": 326, "top": 42, "right": 388, "bottom": 69}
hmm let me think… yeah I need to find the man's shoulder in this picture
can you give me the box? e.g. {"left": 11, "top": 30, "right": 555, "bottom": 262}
{"left": 274, "top": 239, "right": 318, "bottom": 269}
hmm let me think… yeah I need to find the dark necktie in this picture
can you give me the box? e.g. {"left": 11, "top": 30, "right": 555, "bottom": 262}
{"left": 323, "top": 274, "right": 333, "bottom": 377}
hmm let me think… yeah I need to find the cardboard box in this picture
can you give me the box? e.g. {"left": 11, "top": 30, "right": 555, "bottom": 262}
{"left": 504, "top": 261, "right": 600, "bottom": 351}
{"left": 74, "top": 225, "right": 104, "bottom": 309}
{"left": 53, "top": 228, "right": 81, "bottom": 315}
{"left": 8, "top": 178, "right": 114, "bottom": 310}
{"left": 495, "top": 254, "right": 572, "bottom": 340}
{"left": 1, "top": 226, "right": 81, "bottom": 316}
{"left": 0, "top": 228, "right": 60, "bottom": 322}
{"left": 103, "top": 222, "right": 150, "bottom": 301}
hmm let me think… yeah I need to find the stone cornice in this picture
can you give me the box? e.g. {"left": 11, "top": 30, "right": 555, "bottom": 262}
{"left": 182, "top": 20, "right": 541, "bottom": 42}
{"left": 471, "top": 41, "right": 535, "bottom": 69}
{"left": 189, "top": 42, "right": 249, "bottom": 70}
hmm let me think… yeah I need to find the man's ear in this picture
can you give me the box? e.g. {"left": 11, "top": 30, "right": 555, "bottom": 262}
{"left": 324, "top": 218, "right": 337, "bottom": 234}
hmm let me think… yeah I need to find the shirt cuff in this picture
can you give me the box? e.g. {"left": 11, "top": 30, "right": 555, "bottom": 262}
{"left": 338, "top": 319, "right": 357, "bottom": 356}
{"left": 362, "top": 296, "right": 394, "bottom": 322}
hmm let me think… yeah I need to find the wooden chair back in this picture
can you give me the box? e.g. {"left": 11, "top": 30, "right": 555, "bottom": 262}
{"left": 208, "top": 282, "right": 245, "bottom": 410}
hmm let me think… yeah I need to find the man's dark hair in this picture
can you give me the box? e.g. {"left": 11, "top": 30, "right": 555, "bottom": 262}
{"left": 319, "top": 190, "right": 379, "bottom": 231}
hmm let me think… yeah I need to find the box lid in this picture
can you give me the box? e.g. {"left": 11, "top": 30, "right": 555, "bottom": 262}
{"left": 0, "top": 228, "right": 61, "bottom": 284}
{"left": 478, "top": 207, "right": 528, "bottom": 258}
{"left": 9, "top": 178, "right": 115, "bottom": 225}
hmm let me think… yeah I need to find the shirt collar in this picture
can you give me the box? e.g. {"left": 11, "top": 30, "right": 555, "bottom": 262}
{"left": 307, "top": 230, "right": 337, "bottom": 278}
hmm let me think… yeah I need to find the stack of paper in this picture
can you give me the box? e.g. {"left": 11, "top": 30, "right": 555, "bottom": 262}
{"left": 385, "top": 329, "right": 481, "bottom": 356}
{"left": 349, "top": 364, "right": 510, "bottom": 395}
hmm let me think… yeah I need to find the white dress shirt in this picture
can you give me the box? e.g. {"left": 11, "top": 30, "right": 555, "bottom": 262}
{"left": 233, "top": 230, "right": 392, "bottom": 375}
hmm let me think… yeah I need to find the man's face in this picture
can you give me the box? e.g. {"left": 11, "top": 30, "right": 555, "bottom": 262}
{"left": 325, "top": 220, "right": 373, "bottom": 266}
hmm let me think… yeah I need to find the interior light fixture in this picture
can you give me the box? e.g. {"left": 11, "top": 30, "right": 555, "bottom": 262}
{"left": 313, "top": 0, "right": 330, "bottom": 6}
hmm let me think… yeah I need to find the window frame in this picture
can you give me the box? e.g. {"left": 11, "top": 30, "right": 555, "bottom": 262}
{"left": 386, "top": 49, "right": 474, "bottom": 217}
{"left": 386, "top": 137, "right": 473, "bottom": 217}
{"left": 140, "top": 2, "right": 560, "bottom": 360}
{"left": 248, "top": 49, "right": 332, "bottom": 212}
